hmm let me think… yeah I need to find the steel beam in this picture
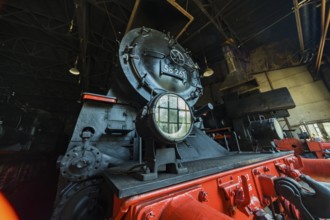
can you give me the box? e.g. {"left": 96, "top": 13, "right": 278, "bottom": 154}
{"left": 1, "top": 71, "right": 77, "bottom": 84}
{"left": 1, "top": 7, "right": 115, "bottom": 53}
{"left": 211, "top": 1, "right": 240, "bottom": 43}
{"left": 191, "top": 0, "right": 228, "bottom": 39}
{"left": 94, "top": 0, "right": 131, "bottom": 12}
{"left": 4, "top": 3, "right": 71, "bottom": 25}
{"left": 0, "top": 47, "right": 58, "bottom": 63}
{"left": 0, "top": 38, "right": 74, "bottom": 62}
{"left": 85, "top": 0, "right": 127, "bottom": 24}
{"left": 1, "top": 16, "right": 76, "bottom": 49}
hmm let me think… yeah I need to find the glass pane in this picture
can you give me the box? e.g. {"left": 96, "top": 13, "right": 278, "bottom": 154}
{"left": 159, "top": 95, "right": 168, "bottom": 108}
{"left": 159, "top": 108, "right": 168, "bottom": 122}
{"left": 159, "top": 123, "right": 169, "bottom": 133}
{"left": 169, "top": 109, "right": 177, "bottom": 123}
{"left": 179, "top": 110, "right": 186, "bottom": 123}
{"left": 186, "top": 111, "right": 191, "bottom": 123}
{"left": 178, "top": 98, "right": 186, "bottom": 109}
{"left": 169, "top": 95, "right": 178, "bottom": 108}
{"left": 169, "top": 123, "right": 178, "bottom": 133}
{"left": 181, "top": 124, "right": 189, "bottom": 133}
{"left": 154, "top": 108, "right": 159, "bottom": 122}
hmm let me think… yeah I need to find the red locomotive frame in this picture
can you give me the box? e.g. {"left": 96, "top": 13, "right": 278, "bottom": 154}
{"left": 109, "top": 154, "right": 330, "bottom": 220}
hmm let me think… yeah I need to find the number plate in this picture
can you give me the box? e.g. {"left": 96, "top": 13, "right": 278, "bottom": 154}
{"left": 161, "top": 63, "right": 187, "bottom": 82}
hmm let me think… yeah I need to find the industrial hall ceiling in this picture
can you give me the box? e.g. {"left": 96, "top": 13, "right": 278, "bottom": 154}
{"left": 0, "top": 0, "right": 325, "bottom": 114}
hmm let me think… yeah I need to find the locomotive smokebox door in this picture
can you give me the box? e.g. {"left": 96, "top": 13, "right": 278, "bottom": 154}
{"left": 118, "top": 27, "right": 203, "bottom": 105}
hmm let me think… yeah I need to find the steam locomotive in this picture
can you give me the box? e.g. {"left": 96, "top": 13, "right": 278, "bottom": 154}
{"left": 51, "top": 27, "right": 330, "bottom": 220}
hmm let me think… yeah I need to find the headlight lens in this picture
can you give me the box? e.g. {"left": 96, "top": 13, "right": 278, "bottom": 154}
{"left": 136, "top": 93, "right": 193, "bottom": 143}
{"left": 154, "top": 94, "right": 192, "bottom": 140}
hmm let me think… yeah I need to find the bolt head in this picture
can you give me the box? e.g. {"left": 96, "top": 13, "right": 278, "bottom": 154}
{"left": 253, "top": 169, "right": 260, "bottom": 175}
{"left": 198, "top": 190, "right": 208, "bottom": 202}
{"left": 144, "top": 210, "right": 155, "bottom": 220}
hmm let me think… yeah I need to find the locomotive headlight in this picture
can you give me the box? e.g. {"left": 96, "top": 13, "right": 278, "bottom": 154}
{"left": 136, "top": 93, "right": 194, "bottom": 144}
{"left": 154, "top": 94, "right": 192, "bottom": 140}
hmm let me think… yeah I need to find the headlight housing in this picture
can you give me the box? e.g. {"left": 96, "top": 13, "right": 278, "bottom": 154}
{"left": 136, "top": 93, "right": 193, "bottom": 144}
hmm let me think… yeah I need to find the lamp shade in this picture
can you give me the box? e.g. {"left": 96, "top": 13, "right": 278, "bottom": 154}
{"left": 203, "top": 67, "right": 214, "bottom": 77}
{"left": 69, "top": 67, "right": 80, "bottom": 75}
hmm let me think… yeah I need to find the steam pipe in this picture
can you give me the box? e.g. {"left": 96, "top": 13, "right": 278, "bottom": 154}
{"left": 315, "top": 0, "right": 327, "bottom": 75}
{"left": 160, "top": 193, "right": 233, "bottom": 220}
{"left": 300, "top": 157, "right": 330, "bottom": 182}
{"left": 293, "top": 0, "right": 305, "bottom": 52}
{"left": 125, "top": 0, "right": 140, "bottom": 33}
{"left": 125, "top": 0, "right": 194, "bottom": 40}
{"left": 315, "top": 8, "right": 330, "bottom": 75}
{"left": 167, "top": 0, "right": 194, "bottom": 40}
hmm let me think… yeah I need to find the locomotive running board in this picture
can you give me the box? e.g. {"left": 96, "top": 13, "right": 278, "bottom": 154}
{"left": 102, "top": 151, "right": 293, "bottom": 198}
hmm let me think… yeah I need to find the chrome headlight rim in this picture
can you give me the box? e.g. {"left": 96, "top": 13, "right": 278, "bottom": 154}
{"left": 151, "top": 92, "right": 194, "bottom": 143}
{"left": 135, "top": 92, "right": 194, "bottom": 144}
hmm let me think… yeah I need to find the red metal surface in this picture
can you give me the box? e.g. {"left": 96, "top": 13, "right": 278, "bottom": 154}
{"left": 274, "top": 138, "right": 305, "bottom": 156}
{"left": 258, "top": 174, "right": 277, "bottom": 197}
{"left": 82, "top": 93, "right": 117, "bottom": 104}
{"left": 275, "top": 158, "right": 302, "bottom": 179}
{"left": 206, "top": 127, "right": 232, "bottom": 140}
{"left": 160, "top": 192, "right": 234, "bottom": 220}
{"left": 306, "top": 141, "right": 330, "bottom": 158}
{"left": 274, "top": 138, "right": 303, "bottom": 151}
{"left": 111, "top": 154, "right": 309, "bottom": 220}
{"left": 0, "top": 193, "right": 18, "bottom": 220}
{"left": 299, "top": 157, "right": 330, "bottom": 182}
{"left": 275, "top": 138, "right": 330, "bottom": 159}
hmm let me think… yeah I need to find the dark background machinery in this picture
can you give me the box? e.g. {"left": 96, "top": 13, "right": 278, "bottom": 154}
{"left": 203, "top": 87, "right": 296, "bottom": 152}
{"left": 0, "top": 87, "right": 65, "bottom": 220}
{"left": 0, "top": 88, "right": 63, "bottom": 152}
